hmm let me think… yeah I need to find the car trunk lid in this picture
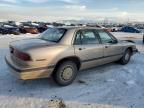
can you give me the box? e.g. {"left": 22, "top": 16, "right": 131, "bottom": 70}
{"left": 10, "top": 38, "right": 56, "bottom": 51}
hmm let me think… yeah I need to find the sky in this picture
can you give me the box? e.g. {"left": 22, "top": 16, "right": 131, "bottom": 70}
{"left": 0, "top": 0, "right": 144, "bottom": 22}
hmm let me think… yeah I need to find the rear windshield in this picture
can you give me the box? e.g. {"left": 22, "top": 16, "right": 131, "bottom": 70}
{"left": 39, "top": 28, "right": 67, "bottom": 42}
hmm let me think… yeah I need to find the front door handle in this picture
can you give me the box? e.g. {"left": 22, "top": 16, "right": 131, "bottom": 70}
{"left": 105, "top": 46, "right": 109, "bottom": 48}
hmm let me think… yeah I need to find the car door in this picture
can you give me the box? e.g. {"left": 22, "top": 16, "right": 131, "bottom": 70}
{"left": 97, "top": 30, "right": 123, "bottom": 63}
{"left": 74, "top": 29, "right": 104, "bottom": 70}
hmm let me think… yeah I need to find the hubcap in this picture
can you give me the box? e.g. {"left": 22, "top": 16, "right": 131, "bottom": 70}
{"left": 125, "top": 52, "right": 130, "bottom": 61}
{"left": 61, "top": 67, "right": 73, "bottom": 80}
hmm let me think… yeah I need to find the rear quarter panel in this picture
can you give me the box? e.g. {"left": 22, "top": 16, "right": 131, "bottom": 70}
{"left": 119, "top": 41, "right": 136, "bottom": 52}
{"left": 25, "top": 45, "right": 75, "bottom": 68}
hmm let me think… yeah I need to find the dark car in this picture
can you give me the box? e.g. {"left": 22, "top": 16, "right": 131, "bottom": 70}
{"left": 36, "top": 24, "right": 48, "bottom": 33}
{"left": 120, "top": 26, "right": 141, "bottom": 33}
{"left": 0, "top": 25, "right": 20, "bottom": 35}
{"left": 0, "top": 27, "right": 8, "bottom": 34}
{"left": 6, "top": 26, "right": 20, "bottom": 35}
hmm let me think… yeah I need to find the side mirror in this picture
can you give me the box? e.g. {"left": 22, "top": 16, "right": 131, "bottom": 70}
{"left": 112, "top": 39, "right": 118, "bottom": 44}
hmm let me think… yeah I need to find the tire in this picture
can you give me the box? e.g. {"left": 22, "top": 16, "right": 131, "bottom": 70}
{"left": 53, "top": 61, "right": 78, "bottom": 86}
{"left": 119, "top": 49, "right": 132, "bottom": 65}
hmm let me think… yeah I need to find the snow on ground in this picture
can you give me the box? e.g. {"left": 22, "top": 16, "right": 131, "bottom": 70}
{"left": 0, "top": 32, "right": 144, "bottom": 108}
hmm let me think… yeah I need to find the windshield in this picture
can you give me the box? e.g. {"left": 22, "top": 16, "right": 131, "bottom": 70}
{"left": 39, "top": 28, "right": 67, "bottom": 42}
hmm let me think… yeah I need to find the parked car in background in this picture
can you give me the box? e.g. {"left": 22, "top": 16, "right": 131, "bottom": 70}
{"left": 0, "top": 25, "right": 20, "bottom": 35}
{"left": 111, "top": 27, "right": 121, "bottom": 32}
{"left": 0, "top": 27, "right": 8, "bottom": 35}
{"left": 120, "top": 26, "right": 141, "bottom": 33}
{"left": 37, "top": 24, "right": 48, "bottom": 33}
{"left": 5, "top": 27, "right": 138, "bottom": 86}
{"left": 19, "top": 26, "right": 39, "bottom": 34}
{"left": 19, "top": 22, "right": 47, "bottom": 34}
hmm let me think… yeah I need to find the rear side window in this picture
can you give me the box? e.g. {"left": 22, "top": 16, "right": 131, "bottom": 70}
{"left": 74, "top": 30, "right": 100, "bottom": 45}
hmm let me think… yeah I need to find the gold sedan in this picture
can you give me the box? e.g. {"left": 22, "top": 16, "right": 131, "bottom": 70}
{"left": 5, "top": 27, "right": 138, "bottom": 86}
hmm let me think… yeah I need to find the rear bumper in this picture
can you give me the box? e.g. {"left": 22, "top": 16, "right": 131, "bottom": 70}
{"left": 5, "top": 55, "right": 54, "bottom": 80}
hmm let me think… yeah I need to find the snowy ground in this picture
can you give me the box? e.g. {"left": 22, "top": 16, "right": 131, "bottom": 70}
{"left": 0, "top": 32, "right": 144, "bottom": 108}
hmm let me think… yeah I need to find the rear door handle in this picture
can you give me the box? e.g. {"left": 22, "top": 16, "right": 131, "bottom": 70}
{"left": 79, "top": 48, "right": 86, "bottom": 50}
{"left": 105, "top": 46, "right": 109, "bottom": 48}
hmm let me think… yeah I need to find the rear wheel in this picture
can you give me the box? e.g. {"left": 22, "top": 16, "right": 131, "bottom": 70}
{"left": 119, "top": 49, "right": 132, "bottom": 65}
{"left": 53, "top": 61, "right": 78, "bottom": 86}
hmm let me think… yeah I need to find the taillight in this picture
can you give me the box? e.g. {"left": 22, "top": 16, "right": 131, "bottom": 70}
{"left": 14, "top": 49, "right": 31, "bottom": 61}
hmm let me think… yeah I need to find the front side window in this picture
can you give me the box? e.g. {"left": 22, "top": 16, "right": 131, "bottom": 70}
{"left": 98, "top": 31, "right": 115, "bottom": 44}
{"left": 39, "top": 28, "right": 67, "bottom": 42}
{"left": 74, "top": 30, "right": 99, "bottom": 45}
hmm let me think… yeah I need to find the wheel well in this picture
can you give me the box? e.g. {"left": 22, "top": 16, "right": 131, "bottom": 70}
{"left": 54, "top": 57, "right": 81, "bottom": 71}
{"left": 127, "top": 47, "right": 133, "bottom": 54}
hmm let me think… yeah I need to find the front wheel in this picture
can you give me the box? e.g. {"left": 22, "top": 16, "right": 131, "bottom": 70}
{"left": 53, "top": 61, "right": 78, "bottom": 86}
{"left": 119, "top": 49, "right": 132, "bottom": 65}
